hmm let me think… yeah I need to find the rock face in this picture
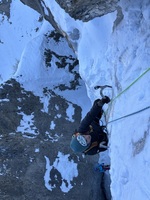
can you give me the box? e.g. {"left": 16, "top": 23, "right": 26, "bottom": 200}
{"left": 0, "top": 0, "right": 11, "bottom": 18}
{"left": 55, "top": 0, "right": 120, "bottom": 21}
{"left": 0, "top": 78, "right": 101, "bottom": 200}
{"left": 20, "top": 0, "right": 120, "bottom": 22}
{"left": 0, "top": 24, "right": 103, "bottom": 199}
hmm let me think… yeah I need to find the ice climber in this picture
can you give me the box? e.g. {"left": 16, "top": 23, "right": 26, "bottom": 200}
{"left": 70, "top": 96, "right": 110, "bottom": 155}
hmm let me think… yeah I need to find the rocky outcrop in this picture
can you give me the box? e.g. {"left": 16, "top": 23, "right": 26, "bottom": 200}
{"left": 20, "top": 0, "right": 120, "bottom": 22}
{"left": 0, "top": 0, "right": 11, "bottom": 18}
{"left": 55, "top": 0, "right": 120, "bottom": 22}
{"left": 0, "top": 24, "right": 103, "bottom": 199}
{"left": 0, "top": 78, "right": 102, "bottom": 200}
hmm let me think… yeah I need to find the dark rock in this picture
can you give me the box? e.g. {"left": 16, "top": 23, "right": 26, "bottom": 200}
{"left": 0, "top": 0, "right": 12, "bottom": 18}
{"left": 55, "top": 0, "right": 120, "bottom": 22}
{"left": 20, "top": 0, "right": 120, "bottom": 22}
{"left": 0, "top": 78, "right": 102, "bottom": 200}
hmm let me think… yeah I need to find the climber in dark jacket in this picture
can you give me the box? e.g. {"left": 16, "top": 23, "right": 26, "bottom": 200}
{"left": 70, "top": 96, "right": 110, "bottom": 155}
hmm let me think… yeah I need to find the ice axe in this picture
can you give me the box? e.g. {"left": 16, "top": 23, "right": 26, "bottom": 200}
{"left": 94, "top": 85, "right": 112, "bottom": 98}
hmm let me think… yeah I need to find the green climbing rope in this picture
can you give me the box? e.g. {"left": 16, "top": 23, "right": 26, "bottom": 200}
{"left": 106, "top": 67, "right": 150, "bottom": 124}
{"left": 111, "top": 67, "right": 150, "bottom": 103}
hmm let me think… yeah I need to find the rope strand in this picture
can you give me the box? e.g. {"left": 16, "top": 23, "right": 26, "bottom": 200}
{"left": 111, "top": 67, "right": 150, "bottom": 103}
{"left": 107, "top": 106, "right": 150, "bottom": 124}
{"left": 105, "top": 67, "right": 150, "bottom": 124}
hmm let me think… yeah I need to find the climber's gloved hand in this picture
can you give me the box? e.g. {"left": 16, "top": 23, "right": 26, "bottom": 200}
{"left": 102, "top": 96, "right": 110, "bottom": 104}
{"left": 97, "top": 96, "right": 110, "bottom": 106}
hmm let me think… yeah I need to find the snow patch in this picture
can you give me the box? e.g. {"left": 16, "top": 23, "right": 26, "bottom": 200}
{"left": 16, "top": 112, "right": 39, "bottom": 137}
{"left": 66, "top": 103, "right": 75, "bottom": 122}
{"left": 44, "top": 152, "right": 78, "bottom": 193}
